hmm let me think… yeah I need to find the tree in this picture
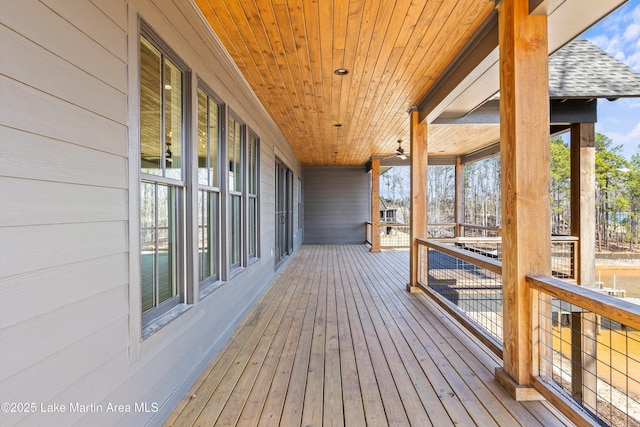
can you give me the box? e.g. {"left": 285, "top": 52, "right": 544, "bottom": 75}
{"left": 594, "top": 133, "right": 629, "bottom": 250}
{"left": 624, "top": 147, "right": 640, "bottom": 250}
{"left": 464, "top": 155, "right": 501, "bottom": 236}
{"left": 549, "top": 137, "right": 571, "bottom": 234}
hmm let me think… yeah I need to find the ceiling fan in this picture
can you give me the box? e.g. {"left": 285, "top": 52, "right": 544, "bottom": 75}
{"left": 376, "top": 140, "right": 408, "bottom": 161}
{"left": 394, "top": 140, "right": 407, "bottom": 160}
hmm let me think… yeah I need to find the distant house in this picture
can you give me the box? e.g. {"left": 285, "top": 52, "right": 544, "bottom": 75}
{"left": 379, "top": 198, "right": 399, "bottom": 224}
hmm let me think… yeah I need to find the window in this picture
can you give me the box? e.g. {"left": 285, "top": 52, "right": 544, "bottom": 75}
{"left": 228, "top": 114, "right": 243, "bottom": 269}
{"left": 298, "top": 177, "right": 302, "bottom": 230}
{"left": 248, "top": 132, "right": 259, "bottom": 259}
{"left": 139, "top": 32, "right": 187, "bottom": 324}
{"left": 197, "top": 87, "right": 221, "bottom": 287}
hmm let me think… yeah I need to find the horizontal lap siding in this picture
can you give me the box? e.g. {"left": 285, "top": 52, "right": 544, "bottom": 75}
{"left": 303, "top": 167, "right": 370, "bottom": 244}
{"left": 0, "top": 0, "right": 130, "bottom": 426}
{"left": 2, "top": 0, "right": 301, "bottom": 426}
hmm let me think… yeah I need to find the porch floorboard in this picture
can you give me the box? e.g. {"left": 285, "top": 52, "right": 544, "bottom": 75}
{"left": 164, "top": 245, "right": 573, "bottom": 427}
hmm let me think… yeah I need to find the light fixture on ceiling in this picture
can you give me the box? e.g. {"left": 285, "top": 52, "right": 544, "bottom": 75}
{"left": 395, "top": 140, "right": 407, "bottom": 160}
{"left": 334, "top": 68, "right": 349, "bottom": 76}
{"left": 334, "top": 123, "right": 342, "bottom": 127}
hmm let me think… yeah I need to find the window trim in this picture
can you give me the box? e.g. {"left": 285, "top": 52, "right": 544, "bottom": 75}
{"left": 247, "top": 129, "right": 260, "bottom": 262}
{"left": 195, "top": 82, "right": 224, "bottom": 296}
{"left": 228, "top": 110, "right": 245, "bottom": 272}
{"left": 138, "top": 21, "right": 191, "bottom": 329}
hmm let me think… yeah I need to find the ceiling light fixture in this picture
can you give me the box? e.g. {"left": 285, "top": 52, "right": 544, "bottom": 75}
{"left": 334, "top": 68, "right": 349, "bottom": 76}
{"left": 334, "top": 123, "right": 342, "bottom": 127}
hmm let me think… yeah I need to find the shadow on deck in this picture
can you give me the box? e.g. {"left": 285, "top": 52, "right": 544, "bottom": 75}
{"left": 164, "top": 245, "right": 572, "bottom": 426}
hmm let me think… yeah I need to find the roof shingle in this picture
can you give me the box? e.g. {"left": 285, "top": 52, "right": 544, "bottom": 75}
{"left": 549, "top": 37, "right": 640, "bottom": 98}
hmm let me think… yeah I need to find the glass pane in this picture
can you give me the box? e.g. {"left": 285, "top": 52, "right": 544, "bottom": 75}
{"left": 157, "top": 185, "right": 178, "bottom": 304}
{"left": 198, "top": 190, "right": 210, "bottom": 281}
{"left": 249, "top": 134, "right": 257, "bottom": 195}
{"left": 141, "top": 182, "right": 156, "bottom": 313}
{"left": 231, "top": 195, "right": 241, "bottom": 265}
{"left": 249, "top": 197, "right": 256, "bottom": 257}
{"left": 197, "top": 89, "right": 209, "bottom": 186}
{"left": 209, "top": 193, "right": 218, "bottom": 275}
{"left": 198, "top": 190, "right": 218, "bottom": 282}
{"left": 229, "top": 117, "right": 236, "bottom": 190}
{"left": 140, "top": 36, "right": 162, "bottom": 176}
{"left": 234, "top": 121, "right": 242, "bottom": 192}
{"left": 229, "top": 117, "right": 242, "bottom": 192}
{"left": 164, "top": 60, "right": 182, "bottom": 180}
{"left": 209, "top": 100, "right": 219, "bottom": 187}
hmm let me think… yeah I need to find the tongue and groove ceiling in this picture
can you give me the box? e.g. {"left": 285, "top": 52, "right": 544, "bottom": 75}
{"left": 194, "top": 0, "right": 496, "bottom": 166}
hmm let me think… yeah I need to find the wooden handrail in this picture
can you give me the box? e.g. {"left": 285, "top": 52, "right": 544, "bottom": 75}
{"left": 527, "top": 275, "right": 640, "bottom": 331}
{"left": 416, "top": 238, "right": 502, "bottom": 275}
{"left": 459, "top": 223, "right": 500, "bottom": 231}
{"left": 550, "top": 235, "right": 579, "bottom": 242}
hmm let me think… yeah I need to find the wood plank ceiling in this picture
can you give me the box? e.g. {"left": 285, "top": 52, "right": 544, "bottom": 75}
{"left": 195, "top": 0, "right": 496, "bottom": 166}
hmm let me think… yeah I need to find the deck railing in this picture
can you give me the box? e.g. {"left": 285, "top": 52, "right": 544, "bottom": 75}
{"left": 380, "top": 223, "right": 411, "bottom": 248}
{"left": 370, "top": 222, "right": 577, "bottom": 280}
{"left": 415, "top": 237, "right": 640, "bottom": 426}
{"left": 550, "top": 236, "right": 578, "bottom": 280}
{"left": 417, "top": 238, "right": 504, "bottom": 356}
{"left": 460, "top": 223, "right": 501, "bottom": 238}
{"left": 527, "top": 275, "right": 640, "bottom": 427}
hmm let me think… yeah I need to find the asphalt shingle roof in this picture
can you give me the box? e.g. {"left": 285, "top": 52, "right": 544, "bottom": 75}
{"left": 549, "top": 37, "right": 640, "bottom": 98}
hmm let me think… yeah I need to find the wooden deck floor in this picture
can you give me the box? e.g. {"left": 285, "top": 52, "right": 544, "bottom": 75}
{"left": 164, "top": 245, "right": 573, "bottom": 427}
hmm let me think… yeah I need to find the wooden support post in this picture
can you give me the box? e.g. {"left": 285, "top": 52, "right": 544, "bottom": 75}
{"left": 571, "top": 312, "right": 598, "bottom": 411}
{"left": 495, "top": 0, "right": 550, "bottom": 398}
{"left": 571, "top": 122, "right": 596, "bottom": 286}
{"left": 371, "top": 159, "right": 381, "bottom": 252}
{"left": 570, "top": 122, "right": 598, "bottom": 411}
{"left": 408, "top": 109, "right": 427, "bottom": 293}
{"left": 455, "top": 156, "right": 465, "bottom": 237}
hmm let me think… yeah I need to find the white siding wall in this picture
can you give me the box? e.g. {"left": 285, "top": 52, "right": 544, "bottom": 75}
{"left": 0, "top": 0, "right": 301, "bottom": 425}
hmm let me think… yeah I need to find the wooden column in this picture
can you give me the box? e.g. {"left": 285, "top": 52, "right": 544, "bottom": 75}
{"left": 371, "top": 159, "right": 381, "bottom": 252}
{"left": 408, "top": 109, "right": 427, "bottom": 292}
{"left": 571, "top": 122, "right": 596, "bottom": 286}
{"left": 495, "top": 0, "right": 550, "bottom": 399}
{"left": 570, "top": 122, "right": 598, "bottom": 411}
{"left": 455, "top": 156, "right": 465, "bottom": 237}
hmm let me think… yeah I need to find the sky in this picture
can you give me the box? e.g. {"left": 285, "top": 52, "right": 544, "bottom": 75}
{"left": 583, "top": 0, "right": 640, "bottom": 159}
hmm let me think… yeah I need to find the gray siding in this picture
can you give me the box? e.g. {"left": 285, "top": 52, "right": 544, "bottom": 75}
{"left": 303, "top": 167, "right": 370, "bottom": 244}
{"left": 0, "top": 0, "right": 302, "bottom": 426}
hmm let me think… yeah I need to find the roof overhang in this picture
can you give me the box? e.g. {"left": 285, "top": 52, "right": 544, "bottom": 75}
{"left": 418, "top": 0, "right": 628, "bottom": 125}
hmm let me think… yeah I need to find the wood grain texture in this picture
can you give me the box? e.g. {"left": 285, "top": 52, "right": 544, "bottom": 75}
{"left": 165, "top": 245, "right": 573, "bottom": 426}
{"left": 498, "top": 0, "right": 550, "bottom": 387}
{"left": 570, "top": 123, "right": 596, "bottom": 286}
{"left": 410, "top": 111, "right": 427, "bottom": 288}
{"left": 193, "top": 0, "right": 494, "bottom": 166}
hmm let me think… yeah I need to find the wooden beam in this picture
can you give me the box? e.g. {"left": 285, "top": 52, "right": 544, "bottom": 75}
{"left": 408, "top": 109, "right": 427, "bottom": 293}
{"left": 570, "top": 123, "right": 596, "bottom": 286}
{"left": 432, "top": 99, "right": 597, "bottom": 125}
{"left": 371, "top": 159, "right": 381, "bottom": 252}
{"left": 498, "top": 0, "right": 550, "bottom": 394}
{"left": 418, "top": 12, "right": 499, "bottom": 124}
